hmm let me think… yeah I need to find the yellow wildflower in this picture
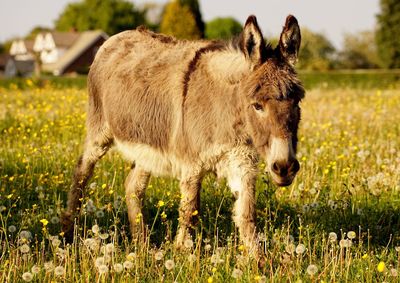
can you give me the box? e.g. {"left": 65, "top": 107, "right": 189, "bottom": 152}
{"left": 157, "top": 200, "right": 165, "bottom": 207}
{"left": 377, "top": 261, "right": 385, "bottom": 273}
{"left": 40, "top": 219, "right": 49, "bottom": 226}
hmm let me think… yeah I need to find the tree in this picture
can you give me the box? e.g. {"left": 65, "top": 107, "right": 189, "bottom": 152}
{"left": 205, "top": 17, "right": 242, "bottom": 40}
{"left": 160, "top": 1, "right": 201, "bottom": 39}
{"left": 178, "top": 0, "right": 204, "bottom": 38}
{"left": 297, "top": 28, "right": 336, "bottom": 71}
{"left": 376, "top": 0, "right": 400, "bottom": 68}
{"left": 338, "top": 31, "right": 382, "bottom": 69}
{"left": 55, "top": 0, "right": 146, "bottom": 35}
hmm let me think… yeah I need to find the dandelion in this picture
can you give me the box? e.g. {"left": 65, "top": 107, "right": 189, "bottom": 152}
{"left": 105, "top": 243, "right": 115, "bottom": 253}
{"left": 211, "top": 254, "right": 223, "bottom": 264}
{"left": 123, "top": 260, "right": 134, "bottom": 270}
{"left": 22, "top": 272, "right": 33, "bottom": 282}
{"left": 99, "top": 233, "right": 109, "bottom": 240}
{"left": 339, "top": 239, "right": 352, "bottom": 248}
{"left": 157, "top": 200, "right": 165, "bottom": 207}
{"left": 347, "top": 231, "right": 356, "bottom": 239}
{"left": 50, "top": 216, "right": 60, "bottom": 224}
{"left": 8, "top": 225, "right": 17, "bottom": 233}
{"left": 184, "top": 238, "right": 194, "bottom": 249}
{"left": 54, "top": 266, "right": 65, "bottom": 276}
{"left": 205, "top": 244, "right": 212, "bottom": 251}
{"left": 306, "top": 264, "right": 318, "bottom": 276}
{"left": 391, "top": 268, "right": 398, "bottom": 277}
{"left": 19, "top": 230, "right": 32, "bottom": 240}
{"left": 395, "top": 246, "right": 400, "bottom": 252}
{"left": 98, "top": 264, "right": 109, "bottom": 274}
{"left": 95, "top": 257, "right": 106, "bottom": 267}
{"left": 96, "top": 210, "right": 105, "bottom": 218}
{"left": 295, "top": 244, "right": 306, "bottom": 255}
{"left": 377, "top": 261, "right": 386, "bottom": 273}
{"left": 328, "top": 232, "right": 337, "bottom": 242}
{"left": 52, "top": 238, "right": 61, "bottom": 247}
{"left": 155, "top": 250, "right": 164, "bottom": 261}
{"left": 31, "top": 265, "right": 40, "bottom": 274}
{"left": 165, "top": 259, "right": 175, "bottom": 270}
{"left": 92, "top": 224, "right": 100, "bottom": 234}
{"left": 20, "top": 244, "right": 30, "bottom": 253}
{"left": 114, "top": 263, "right": 123, "bottom": 273}
{"left": 40, "top": 219, "right": 49, "bottom": 226}
{"left": 232, "top": 268, "right": 243, "bottom": 279}
{"left": 84, "top": 238, "right": 99, "bottom": 250}
{"left": 188, "top": 254, "right": 197, "bottom": 263}
{"left": 127, "top": 252, "right": 136, "bottom": 261}
{"left": 44, "top": 261, "right": 54, "bottom": 272}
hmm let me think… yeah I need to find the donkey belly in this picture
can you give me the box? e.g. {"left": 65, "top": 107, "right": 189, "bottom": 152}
{"left": 115, "top": 139, "right": 183, "bottom": 178}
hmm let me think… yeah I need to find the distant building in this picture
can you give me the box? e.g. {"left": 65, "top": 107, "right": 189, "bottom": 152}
{"left": 5, "top": 30, "right": 108, "bottom": 77}
{"left": 39, "top": 30, "right": 108, "bottom": 75}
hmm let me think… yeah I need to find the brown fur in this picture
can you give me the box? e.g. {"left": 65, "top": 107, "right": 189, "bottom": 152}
{"left": 62, "top": 15, "right": 305, "bottom": 259}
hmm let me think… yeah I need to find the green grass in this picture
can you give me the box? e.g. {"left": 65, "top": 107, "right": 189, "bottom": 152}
{"left": 0, "top": 75, "right": 400, "bottom": 282}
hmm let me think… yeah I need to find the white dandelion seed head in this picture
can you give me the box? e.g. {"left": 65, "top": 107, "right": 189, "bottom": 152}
{"left": 339, "top": 239, "right": 352, "bottom": 248}
{"left": 92, "top": 224, "right": 100, "bottom": 234}
{"left": 22, "top": 272, "right": 33, "bottom": 282}
{"left": 210, "top": 254, "right": 221, "bottom": 264}
{"left": 52, "top": 238, "right": 61, "bottom": 248}
{"left": 50, "top": 216, "right": 60, "bottom": 224}
{"left": 99, "top": 233, "right": 109, "bottom": 240}
{"left": 96, "top": 210, "right": 105, "bottom": 218}
{"left": 98, "top": 264, "right": 109, "bottom": 274}
{"left": 123, "top": 260, "right": 134, "bottom": 270}
{"left": 328, "top": 232, "right": 338, "bottom": 242}
{"left": 56, "top": 248, "right": 67, "bottom": 260}
{"left": 95, "top": 257, "right": 106, "bottom": 268}
{"left": 231, "top": 268, "right": 243, "bottom": 279}
{"left": 306, "top": 264, "right": 318, "bottom": 276}
{"left": 20, "top": 244, "right": 30, "bottom": 253}
{"left": 105, "top": 243, "right": 115, "bottom": 254}
{"left": 391, "top": 268, "right": 398, "bottom": 277}
{"left": 31, "top": 265, "right": 40, "bottom": 274}
{"left": 126, "top": 252, "right": 136, "bottom": 261}
{"left": 19, "top": 230, "right": 32, "bottom": 240}
{"left": 204, "top": 244, "right": 212, "bottom": 251}
{"left": 347, "top": 231, "right": 356, "bottom": 240}
{"left": 8, "top": 225, "right": 17, "bottom": 233}
{"left": 295, "top": 244, "right": 306, "bottom": 255}
{"left": 54, "top": 266, "right": 65, "bottom": 276}
{"left": 44, "top": 261, "right": 54, "bottom": 272}
{"left": 184, "top": 238, "right": 194, "bottom": 249}
{"left": 155, "top": 250, "right": 164, "bottom": 261}
{"left": 188, "top": 254, "right": 197, "bottom": 263}
{"left": 164, "top": 259, "right": 175, "bottom": 270}
{"left": 84, "top": 238, "right": 99, "bottom": 251}
{"left": 113, "top": 263, "right": 123, "bottom": 273}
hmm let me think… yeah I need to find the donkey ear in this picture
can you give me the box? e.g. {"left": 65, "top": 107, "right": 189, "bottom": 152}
{"left": 278, "top": 15, "right": 301, "bottom": 66}
{"left": 240, "top": 15, "right": 265, "bottom": 67}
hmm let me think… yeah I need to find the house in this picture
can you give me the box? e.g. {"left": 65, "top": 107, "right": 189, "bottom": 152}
{"left": 33, "top": 31, "right": 80, "bottom": 64}
{"left": 0, "top": 54, "right": 35, "bottom": 77}
{"left": 40, "top": 30, "right": 108, "bottom": 75}
{"left": 5, "top": 30, "right": 108, "bottom": 77}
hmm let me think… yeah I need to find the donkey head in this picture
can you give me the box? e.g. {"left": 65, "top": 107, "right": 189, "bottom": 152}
{"left": 239, "top": 15, "right": 305, "bottom": 186}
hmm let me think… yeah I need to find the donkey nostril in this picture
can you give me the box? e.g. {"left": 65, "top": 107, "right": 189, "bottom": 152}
{"left": 272, "top": 162, "right": 288, "bottom": 177}
{"left": 272, "top": 162, "right": 279, "bottom": 173}
{"left": 290, "top": 159, "right": 300, "bottom": 174}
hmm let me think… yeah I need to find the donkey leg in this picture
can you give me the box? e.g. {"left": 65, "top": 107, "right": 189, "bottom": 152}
{"left": 125, "top": 164, "right": 150, "bottom": 241}
{"left": 227, "top": 163, "right": 259, "bottom": 257}
{"left": 175, "top": 173, "right": 201, "bottom": 248}
{"left": 61, "top": 130, "right": 112, "bottom": 241}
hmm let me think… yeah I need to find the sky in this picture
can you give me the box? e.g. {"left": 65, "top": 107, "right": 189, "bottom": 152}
{"left": 0, "top": 0, "right": 380, "bottom": 49}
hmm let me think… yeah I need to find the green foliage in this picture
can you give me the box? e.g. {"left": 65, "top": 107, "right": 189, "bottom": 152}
{"left": 55, "top": 0, "right": 146, "bottom": 35}
{"left": 160, "top": 1, "right": 201, "bottom": 39}
{"left": 297, "top": 28, "right": 336, "bottom": 71}
{"left": 178, "top": 0, "right": 204, "bottom": 37}
{"left": 205, "top": 17, "right": 242, "bottom": 40}
{"left": 376, "top": 0, "right": 400, "bottom": 68}
{"left": 338, "top": 31, "right": 382, "bottom": 69}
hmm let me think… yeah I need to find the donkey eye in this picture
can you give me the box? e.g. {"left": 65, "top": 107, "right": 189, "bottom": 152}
{"left": 252, "top": 103, "right": 264, "bottom": 112}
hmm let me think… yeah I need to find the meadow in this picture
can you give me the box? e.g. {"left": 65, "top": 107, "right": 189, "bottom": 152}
{"left": 0, "top": 73, "right": 400, "bottom": 282}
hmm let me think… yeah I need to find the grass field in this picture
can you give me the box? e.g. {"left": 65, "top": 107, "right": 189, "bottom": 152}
{"left": 0, "top": 73, "right": 400, "bottom": 282}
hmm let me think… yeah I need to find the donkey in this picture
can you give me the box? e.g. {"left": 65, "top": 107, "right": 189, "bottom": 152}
{"left": 62, "top": 15, "right": 304, "bottom": 257}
